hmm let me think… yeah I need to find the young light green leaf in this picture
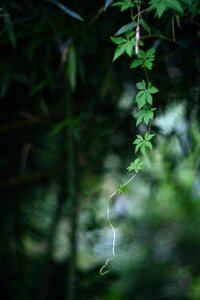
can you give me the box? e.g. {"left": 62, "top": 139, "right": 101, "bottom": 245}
{"left": 133, "top": 135, "right": 143, "bottom": 144}
{"left": 146, "top": 92, "right": 152, "bottom": 104}
{"left": 140, "top": 144, "right": 146, "bottom": 155}
{"left": 117, "top": 184, "right": 126, "bottom": 194}
{"left": 145, "top": 140, "right": 153, "bottom": 150}
{"left": 135, "top": 109, "right": 154, "bottom": 126}
{"left": 133, "top": 132, "right": 154, "bottom": 155}
{"left": 135, "top": 81, "right": 158, "bottom": 108}
{"left": 135, "top": 142, "right": 143, "bottom": 153}
{"left": 144, "top": 132, "right": 155, "bottom": 140}
{"left": 136, "top": 80, "right": 146, "bottom": 90}
{"left": 135, "top": 109, "right": 147, "bottom": 126}
{"left": 143, "top": 110, "right": 154, "bottom": 124}
{"left": 135, "top": 91, "right": 147, "bottom": 109}
{"left": 148, "top": 86, "right": 159, "bottom": 94}
{"left": 127, "top": 158, "right": 143, "bottom": 173}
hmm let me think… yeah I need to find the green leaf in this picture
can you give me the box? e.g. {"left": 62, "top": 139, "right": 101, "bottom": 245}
{"left": 125, "top": 39, "right": 135, "bottom": 57}
{"left": 130, "top": 58, "right": 143, "bottom": 68}
{"left": 144, "top": 133, "right": 155, "bottom": 140}
{"left": 144, "top": 60, "right": 153, "bottom": 70}
{"left": 143, "top": 110, "right": 154, "bottom": 125}
{"left": 3, "top": 12, "right": 16, "bottom": 49}
{"left": 140, "top": 19, "right": 151, "bottom": 35}
{"left": 135, "top": 109, "right": 154, "bottom": 126}
{"left": 146, "top": 48, "right": 155, "bottom": 57}
{"left": 145, "top": 141, "right": 153, "bottom": 150}
{"left": 133, "top": 133, "right": 154, "bottom": 155}
{"left": 133, "top": 135, "right": 143, "bottom": 144}
{"left": 135, "top": 142, "right": 143, "bottom": 153}
{"left": 111, "top": 36, "right": 126, "bottom": 45}
{"left": 112, "top": 0, "right": 135, "bottom": 11}
{"left": 135, "top": 81, "right": 158, "bottom": 108}
{"left": 135, "top": 91, "right": 146, "bottom": 109}
{"left": 135, "top": 109, "right": 147, "bottom": 126}
{"left": 115, "top": 22, "right": 136, "bottom": 36}
{"left": 138, "top": 50, "right": 145, "bottom": 58}
{"left": 149, "top": 0, "right": 184, "bottom": 17}
{"left": 117, "top": 184, "right": 126, "bottom": 194}
{"left": 127, "top": 158, "right": 143, "bottom": 173}
{"left": 136, "top": 80, "right": 146, "bottom": 90}
{"left": 131, "top": 48, "right": 155, "bottom": 69}
{"left": 113, "top": 44, "right": 126, "bottom": 61}
{"left": 140, "top": 144, "right": 146, "bottom": 155}
{"left": 146, "top": 92, "right": 153, "bottom": 105}
{"left": 149, "top": 0, "right": 167, "bottom": 17}
{"left": 148, "top": 86, "right": 159, "bottom": 94}
{"left": 166, "top": 0, "right": 184, "bottom": 14}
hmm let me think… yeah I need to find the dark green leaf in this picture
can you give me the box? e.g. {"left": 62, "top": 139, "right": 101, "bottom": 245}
{"left": 144, "top": 60, "right": 153, "bottom": 70}
{"left": 115, "top": 22, "right": 136, "bottom": 36}
{"left": 166, "top": 0, "right": 184, "bottom": 14}
{"left": 113, "top": 44, "right": 126, "bottom": 61}
{"left": 3, "top": 12, "right": 16, "bottom": 49}
{"left": 111, "top": 36, "right": 126, "bottom": 45}
{"left": 130, "top": 59, "right": 143, "bottom": 68}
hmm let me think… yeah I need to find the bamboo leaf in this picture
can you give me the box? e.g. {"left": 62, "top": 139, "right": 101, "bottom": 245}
{"left": 104, "top": 0, "right": 113, "bottom": 11}
{"left": 47, "top": 0, "right": 84, "bottom": 21}
{"left": 115, "top": 22, "right": 136, "bottom": 36}
{"left": 3, "top": 11, "right": 16, "bottom": 49}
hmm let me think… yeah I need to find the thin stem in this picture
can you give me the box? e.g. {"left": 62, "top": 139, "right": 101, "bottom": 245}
{"left": 172, "top": 15, "right": 176, "bottom": 43}
{"left": 144, "top": 67, "right": 149, "bottom": 82}
{"left": 123, "top": 173, "right": 137, "bottom": 187}
{"left": 99, "top": 173, "right": 136, "bottom": 276}
{"left": 141, "top": 33, "right": 181, "bottom": 45}
{"left": 132, "top": 8, "right": 148, "bottom": 20}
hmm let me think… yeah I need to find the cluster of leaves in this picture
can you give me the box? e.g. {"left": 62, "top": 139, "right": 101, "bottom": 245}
{"left": 106, "top": 0, "right": 200, "bottom": 18}
{"left": 149, "top": 0, "right": 199, "bottom": 18}
{"left": 107, "top": 0, "right": 199, "bottom": 189}
{"left": 110, "top": 0, "right": 159, "bottom": 179}
{"left": 130, "top": 48, "right": 155, "bottom": 70}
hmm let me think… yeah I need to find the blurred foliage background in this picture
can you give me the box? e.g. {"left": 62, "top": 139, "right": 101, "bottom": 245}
{"left": 0, "top": 0, "right": 200, "bottom": 299}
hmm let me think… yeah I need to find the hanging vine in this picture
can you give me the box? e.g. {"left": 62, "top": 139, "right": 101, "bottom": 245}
{"left": 100, "top": 0, "right": 195, "bottom": 275}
